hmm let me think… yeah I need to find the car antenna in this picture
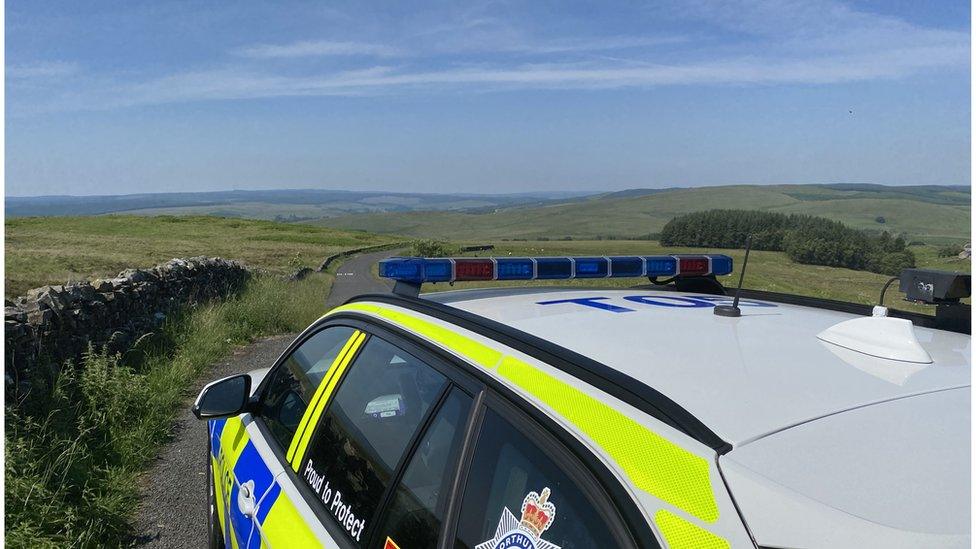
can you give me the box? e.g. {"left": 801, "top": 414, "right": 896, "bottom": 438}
{"left": 714, "top": 235, "right": 752, "bottom": 318}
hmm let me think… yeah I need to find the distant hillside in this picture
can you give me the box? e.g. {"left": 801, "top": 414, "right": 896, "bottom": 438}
{"left": 5, "top": 189, "right": 592, "bottom": 218}
{"left": 315, "top": 184, "right": 971, "bottom": 244}
{"left": 8, "top": 184, "right": 969, "bottom": 244}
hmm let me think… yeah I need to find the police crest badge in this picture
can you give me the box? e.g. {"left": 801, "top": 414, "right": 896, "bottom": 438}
{"left": 476, "top": 487, "right": 560, "bottom": 549}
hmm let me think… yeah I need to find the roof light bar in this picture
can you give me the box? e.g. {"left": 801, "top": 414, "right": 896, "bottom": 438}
{"left": 378, "top": 254, "right": 733, "bottom": 284}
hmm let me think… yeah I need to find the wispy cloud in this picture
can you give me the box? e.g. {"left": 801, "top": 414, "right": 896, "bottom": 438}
{"left": 76, "top": 40, "right": 962, "bottom": 110}
{"left": 10, "top": 0, "right": 969, "bottom": 114}
{"left": 236, "top": 40, "right": 402, "bottom": 59}
{"left": 7, "top": 60, "right": 79, "bottom": 79}
{"left": 672, "top": 0, "right": 968, "bottom": 54}
{"left": 483, "top": 35, "right": 692, "bottom": 55}
{"left": 236, "top": 34, "right": 687, "bottom": 60}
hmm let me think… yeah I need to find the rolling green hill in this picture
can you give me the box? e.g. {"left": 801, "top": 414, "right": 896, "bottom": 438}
{"left": 316, "top": 184, "right": 970, "bottom": 244}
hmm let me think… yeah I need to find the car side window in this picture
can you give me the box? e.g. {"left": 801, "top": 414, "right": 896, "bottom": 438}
{"left": 454, "top": 407, "right": 629, "bottom": 549}
{"left": 375, "top": 387, "right": 473, "bottom": 549}
{"left": 260, "top": 326, "right": 356, "bottom": 451}
{"left": 299, "top": 335, "right": 449, "bottom": 546}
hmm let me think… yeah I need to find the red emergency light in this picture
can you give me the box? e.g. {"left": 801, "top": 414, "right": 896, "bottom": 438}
{"left": 678, "top": 256, "right": 710, "bottom": 276}
{"left": 454, "top": 259, "right": 495, "bottom": 281}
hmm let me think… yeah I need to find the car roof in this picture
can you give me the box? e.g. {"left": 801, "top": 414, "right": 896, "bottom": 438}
{"left": 427, "top": 287, "right": 971, "bottom": 446}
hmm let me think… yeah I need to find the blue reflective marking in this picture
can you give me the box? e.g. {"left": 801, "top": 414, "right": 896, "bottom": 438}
{"left": 623, "top": 295, "right": 712, "bottom": 307}
{"left": 536, "top": 297, "right": 635, "bottom": 313}
{"left": 228, "top": 477, "right": 252, "bottom": 549}
{"left": 210, "top": 419, "right": 227, "bottom": 457}
{"left": 536, "top": 295, "right": 780, "bottom": 313}
{"left": 244, "top": 524, "right": 261, "bottom": 549}
{"left": 256, "top": 481, "right": 281, "bottom": 525}
{"left": 209, "top": 419, "right": 226, "bottom": 458}
{"left": 229, "top": 441, "right": 277, "bottom": 548}
{"left": 233, "top": 441, "right": 277, "bottom": 499}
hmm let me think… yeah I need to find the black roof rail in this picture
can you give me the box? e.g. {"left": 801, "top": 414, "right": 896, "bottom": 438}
{"left": 345, "top": 292, "right": 733, "bottom": 453}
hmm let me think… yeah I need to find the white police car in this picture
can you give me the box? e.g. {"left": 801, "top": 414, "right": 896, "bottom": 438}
{"left": 194, "top": 254, "right": 971, "bottom": 549}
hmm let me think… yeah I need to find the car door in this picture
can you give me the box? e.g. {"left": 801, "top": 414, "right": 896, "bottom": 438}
{"left": 210, "top": 325, "right": 361, "bottom": 548}
{"left": 256, "top": 320, "right": 480, "bottom": 548}
{"left": 448, "top": 394, "right": 643, "bottom": 549}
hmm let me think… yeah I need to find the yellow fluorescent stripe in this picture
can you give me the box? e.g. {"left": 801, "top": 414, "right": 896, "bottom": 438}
{"left": 499, "top": 356, "right": 719, "bottom": 523}
{"left": 262, "top": 490, "right": 321, "bottom": 547}
{"left": 211, "top": 454, "right": 227, "bottom": 542}
{"left": 286, "top": 335, "right": 355, "bottom": 461}
{"left": 220, "top": 416, "right": 250, "bottom": 467}
{"left": 290, "top": 331, "right": 366, "bottom": 471}
{"left": 329, "top": 303, "right": 503, "bottom": 368}
{"left": 655, "top": 510, "right": 730, "bottom": 549}
{"left": 285, "top": 331, "right": 362, "bottom": 462}
{"left": 326, "top": 303, "right": 720, "bottom": 524}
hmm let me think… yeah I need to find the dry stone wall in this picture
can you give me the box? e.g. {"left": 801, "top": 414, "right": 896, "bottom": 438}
{"left": 316, "top": 243, "right": 402, "bottom": 272}
{"left": 5, "top": 257, "right": 250, "bottom": 396}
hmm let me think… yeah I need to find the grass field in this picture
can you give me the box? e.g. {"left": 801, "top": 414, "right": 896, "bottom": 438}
{"left": 318, "top": 184, "right": 971, "bottom": 245}
{"left": 5, "top": 215, "right": 398, "bottom": 298}
{"left": 418, "top": 239, "right": 971, "bottom": 314}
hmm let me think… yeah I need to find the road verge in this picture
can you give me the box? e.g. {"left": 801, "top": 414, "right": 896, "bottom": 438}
{"left": 4, "top": 273, "right": 332, "bottom": 548}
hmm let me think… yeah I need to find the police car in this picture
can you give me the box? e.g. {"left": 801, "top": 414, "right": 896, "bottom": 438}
{"left": 193, "top": 254, "right": 971, "bottom": 549}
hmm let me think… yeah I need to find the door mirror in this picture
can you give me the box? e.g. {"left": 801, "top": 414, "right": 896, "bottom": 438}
{"left": 192, "top": 374, "right": 251, "bottom": 419}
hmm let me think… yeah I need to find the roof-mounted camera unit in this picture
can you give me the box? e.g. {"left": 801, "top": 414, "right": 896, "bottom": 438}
{"left": 898, "top": 269, "right": 971, "bottom": 305}
{"left": 894, "top": 268, "right": 971, "bottom": 334}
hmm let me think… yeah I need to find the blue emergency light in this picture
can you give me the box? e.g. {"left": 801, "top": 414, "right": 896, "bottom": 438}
{"left": 379, "top": 254, "right": 733, "bottom": 284}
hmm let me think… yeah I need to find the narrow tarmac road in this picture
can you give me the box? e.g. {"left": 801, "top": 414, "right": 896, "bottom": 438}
{"left": 131, "top": 248, "right": 399, "bottom": 548}
{"left": 324, "top": 248, "right": 397, "bottom": 310}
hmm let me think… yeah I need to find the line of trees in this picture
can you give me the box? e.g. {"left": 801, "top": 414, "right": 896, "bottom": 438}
{"left": 659, "top": 209, "right": 915, "bottom": 275}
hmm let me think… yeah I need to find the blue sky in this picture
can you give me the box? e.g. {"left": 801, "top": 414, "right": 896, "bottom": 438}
{"left": 5, "top": 0, "right": 971, "bottom": 197}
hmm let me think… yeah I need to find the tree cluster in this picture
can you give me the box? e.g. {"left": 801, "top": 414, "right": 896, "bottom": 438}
{"left": 936, "top": 244, "right": 963, "bottom": 258}
{"left": 659, "top": 209, "right": 915, "bottom": 275}
{"left": 409, "top": 239, "right": 459, "bottom": 257}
